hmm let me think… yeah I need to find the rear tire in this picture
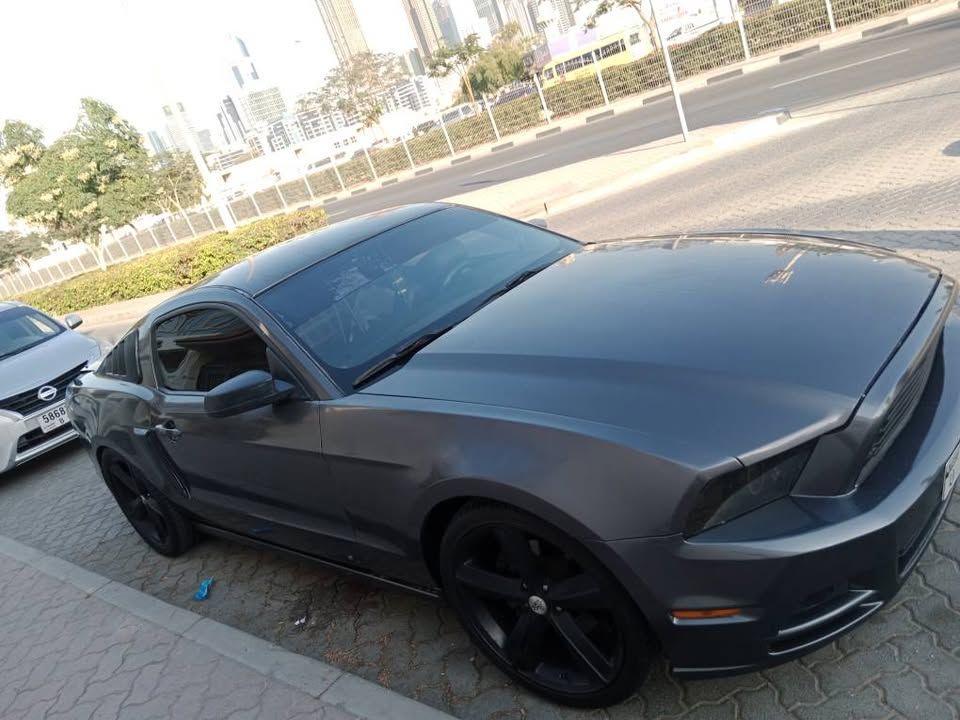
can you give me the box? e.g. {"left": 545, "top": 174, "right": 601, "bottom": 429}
{"left": 100, "top": 449, "right": 194, "bottom": 557}
{"left": 439, "top": 504, "right": 653, "bottom": 708}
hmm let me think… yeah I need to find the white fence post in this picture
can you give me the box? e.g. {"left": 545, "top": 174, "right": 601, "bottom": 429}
{"left": 437, "top": 111, "right": 456, "bottom": 156}
{"left": 302, "top": 173, "right": 316, "bottom": 201}
{"left": 248, "top": 192, "right": 263, "bottom": 217}
{"left": 400, "top": 136, "right": 416, "bottom": 170}
{"left": 163, "top": 216, "right": 178, "bottom": 243}
{"left": 731, "top": 0, "right": 750, "bottom": 59}
{"left": 148, "top": 226, "right": 162, "bottom": 248}
{"left": 594, "top": 53, "right": 610, "bottom": 106}
{"left": 181, "top": 211, "right": 197, "bottom": 237}
{"left": 329, "top": 155, "right": 346, "bottom": 191}
{"left": 202, "top": 206, "right": 217, "bottom": 232}
{"left": 824, "top": 0, "right": 837, "bottom": 31}
{"left": 533, "top": 74, "right": 550, "bottom": 119}
{"left": 111, "top": 231, "right": 130, "bottom": 259}
{"left": 275, "top": 184, "right": 289, "bottom": 210}
{"left": 361, "top": 145, "right": 379, "bottom": 180}
{"left": 484, "top": 96, "right": 501, "bottom": 142}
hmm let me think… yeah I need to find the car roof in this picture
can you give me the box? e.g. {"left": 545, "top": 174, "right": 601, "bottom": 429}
{"left": 0, "top": 301, "right": 24, "bottom": 313}
{"left": 200, "top": 203, "right": 449, "bottom": 297}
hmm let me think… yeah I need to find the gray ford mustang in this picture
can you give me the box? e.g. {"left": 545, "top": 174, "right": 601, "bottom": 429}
{"left": 67, "top": 204, "right": 960, "bottom": 707}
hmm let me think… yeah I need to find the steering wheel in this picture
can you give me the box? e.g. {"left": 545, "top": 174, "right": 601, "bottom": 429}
{"left": 442, "top": 259, "right": 479, "bottom": 289}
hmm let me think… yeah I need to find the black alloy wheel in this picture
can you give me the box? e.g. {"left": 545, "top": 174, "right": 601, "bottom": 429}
{"left": 440, "top": 504, "right": 652, "bottom": 707}
{"left": 101, "top": 450, "right": 193, "bottom": 556}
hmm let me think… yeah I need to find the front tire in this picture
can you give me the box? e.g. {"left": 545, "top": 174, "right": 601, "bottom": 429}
{"left": 439, "top": 504, "right": 653, "bottom": 708}
{"left": 101, "top": 449, "right": 194, "bottom": 557}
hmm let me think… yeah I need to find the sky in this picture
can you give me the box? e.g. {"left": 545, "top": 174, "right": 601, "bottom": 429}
{"left": 0, "top": 0, "right": 417, "bottom": 145}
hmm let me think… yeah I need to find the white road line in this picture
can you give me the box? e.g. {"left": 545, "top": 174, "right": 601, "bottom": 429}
{"left": 472, "top": 153, "right": 547, "bottom": 176}
{"left": 770, "top": 49, "right": 911, "bottom": 89}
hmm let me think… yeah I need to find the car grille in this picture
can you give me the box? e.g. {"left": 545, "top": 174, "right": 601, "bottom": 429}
{"left": 0, "top": 363, "right": 87, "bottom": 417}
{"left": 16, "top": 423, "right": 74, "bottom": 454}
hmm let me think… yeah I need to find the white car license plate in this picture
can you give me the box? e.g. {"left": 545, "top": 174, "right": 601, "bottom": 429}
{"left": 944, "top": 443, "right": 960, "bottom": 502}
{"left": 38, "top": 403, "right": 69, "bottom": 434}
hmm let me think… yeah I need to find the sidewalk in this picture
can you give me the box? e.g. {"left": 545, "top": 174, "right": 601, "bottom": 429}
{"left": 0, "top": 536, "right": 453, "bottom": 720}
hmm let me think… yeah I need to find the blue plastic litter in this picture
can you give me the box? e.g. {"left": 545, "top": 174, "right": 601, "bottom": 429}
{"left": 194, "top": 577, "right": 214, "bottom": 601}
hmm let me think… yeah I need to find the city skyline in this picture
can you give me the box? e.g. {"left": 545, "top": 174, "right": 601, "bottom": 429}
{"left": 1, "top": 0, "right": 602, "bottom": 153}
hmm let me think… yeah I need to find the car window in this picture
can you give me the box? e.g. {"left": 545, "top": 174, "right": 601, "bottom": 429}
{"left": 97, "top": 331, "right": 142, "bottom": 382}
{"left": 153, "top": 307, "right": 269, "bottom": 392}
{"left": 0, "top": 305, "right": 64, "bottom": 360}
{"left": 260, "top": 207, "right": 580, "bottom": 389}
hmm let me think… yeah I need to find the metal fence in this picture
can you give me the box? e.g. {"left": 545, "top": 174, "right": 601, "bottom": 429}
{"left": 0, "top": 0, "right": 937, "bottom": 299}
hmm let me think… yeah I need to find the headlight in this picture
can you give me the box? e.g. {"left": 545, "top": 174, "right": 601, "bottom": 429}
{"left": 685, "top": 443, "right": 814, "bottom": 536}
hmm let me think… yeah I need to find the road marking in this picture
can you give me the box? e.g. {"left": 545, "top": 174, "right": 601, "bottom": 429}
{"left": 770, "top": 49, "right": 910, "bottom": 89}
{"left": 472, "top": 153, "right": 547, "bottom": 176}
{"left": 327, "top": 210, "right": 346, "bottom": 217}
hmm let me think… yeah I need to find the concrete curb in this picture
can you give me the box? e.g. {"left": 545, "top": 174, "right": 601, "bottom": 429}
{"left": 0, "top": 533, "right": 455, "bottom": 720}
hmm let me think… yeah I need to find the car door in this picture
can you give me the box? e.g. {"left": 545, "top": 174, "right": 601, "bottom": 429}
{"left": 147, "top": 303, "right": 356, "bottom": 557}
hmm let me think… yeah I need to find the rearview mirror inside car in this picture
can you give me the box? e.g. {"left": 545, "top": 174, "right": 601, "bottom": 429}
{"left": 204, "top": 370, "right": 295, "bottom": 418}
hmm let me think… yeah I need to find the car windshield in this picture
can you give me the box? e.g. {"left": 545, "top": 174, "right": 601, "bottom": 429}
{"left": 259, "top": 207, "right": 580, "bottom": 389}
{"left": 0, "top": 306, "right": 64, "bottom": 360}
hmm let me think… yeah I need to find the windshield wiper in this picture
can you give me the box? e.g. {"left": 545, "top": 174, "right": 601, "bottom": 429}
{"left": 475, "top": 263, "right": 553, "bottom": 311}
{"left": 353, "top": 325, "right": 455, "bottom": 389}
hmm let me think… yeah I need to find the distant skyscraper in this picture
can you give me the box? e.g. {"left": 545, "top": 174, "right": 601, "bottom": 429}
{"left": 314, "top": 0, "right": 369, "bottom": 64}
{"left": 228, "top": 35, "right": 260, "bottom": 89}
{"left": 239, "top": 87, "right": 287, "bottom": 127}
{"left": 443, "top": 0, "right": 493, "bottom": 45}
{"left": 473, "top": 0, "right": 504, "bottom": 35}
{"left": 162, "top": 102, "right": 197, "bottom": 153}
{"left": 502, "top": 0, "right": 536, "bottom": 35}
{"left": 146, "top": 130, "right": 168, "bottom": 155}
{"left": 433, "top": 0, "right": 461, "bottom": 45}
{"left": 402, "top": 0, "right": 444, "bottom": 62}
{"left": 540, "top": 0, "right": 574, "bottom": 34}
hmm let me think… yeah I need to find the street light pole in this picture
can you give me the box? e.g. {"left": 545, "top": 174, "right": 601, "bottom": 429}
{"left": 649, "top": 0, "right": 690, "bottom": 142}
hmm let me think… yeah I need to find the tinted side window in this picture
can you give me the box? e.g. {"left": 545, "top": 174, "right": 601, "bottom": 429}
{"left": 154, "top": 308, "right": 269, "bottom": 392}
{"left": 97, "top": 331, "right": 141, "bottom": 382}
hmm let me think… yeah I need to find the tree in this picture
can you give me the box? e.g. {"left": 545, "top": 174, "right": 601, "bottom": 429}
{"left": 300, "top": 52, "right": 405, "bottom": 131}
{"left": 0, "top": 231, "right": 45, "bottom": 272}
{"left": 575, "top": 0, "right": 659, "bottom": 50}
{"left": 0, "top": 120, "right": 46, "bottom": 188}
{"left": 5, "top": 98, "right": 155, "bottom": 269}
{"left": 428, "top": 34, "right": 484, "bottom": 105}
{"left": 467, "top": 22, "right": 532, "bottom": 95}
{"left": 152, "top": 151, "right": 204, "bottom": 214}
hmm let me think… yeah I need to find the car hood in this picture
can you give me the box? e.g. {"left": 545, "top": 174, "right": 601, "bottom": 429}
{"left": 0, "top": 330, "right": 99, "bottom": 399}
{"left": 361, "top": 235, "right": 941, "bottom": 465}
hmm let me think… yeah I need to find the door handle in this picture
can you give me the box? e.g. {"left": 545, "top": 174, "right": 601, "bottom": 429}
{"left": 154, "top": 421, "right": 182, "bottom": 441}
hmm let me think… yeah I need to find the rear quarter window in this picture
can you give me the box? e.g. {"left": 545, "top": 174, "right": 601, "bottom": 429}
{"left": 97, "top": 331, "right": 142, "bottom": 383}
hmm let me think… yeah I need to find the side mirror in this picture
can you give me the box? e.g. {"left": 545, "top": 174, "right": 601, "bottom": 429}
{"left": 64, "top": 314, "right": 83, "bottom": 329}
{"left": 203, "top": 370, "right": 295, "bottom": 418}
{"left": 528, "top": 218, "right": 549, "bottom": 229}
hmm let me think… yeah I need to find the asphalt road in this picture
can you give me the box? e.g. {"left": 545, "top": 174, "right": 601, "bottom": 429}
{"left": 321, "top": 14, "right": 960, "bottom": 223}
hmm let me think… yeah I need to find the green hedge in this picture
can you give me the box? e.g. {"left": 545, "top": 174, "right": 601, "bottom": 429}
{"left": 16, "top": 207, "right": 329, "bottom": 316}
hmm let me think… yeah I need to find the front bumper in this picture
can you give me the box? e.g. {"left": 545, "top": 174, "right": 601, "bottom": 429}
{"left": 599, "top": 306, "right": 960, "bottom": 677}
{"left": 0, "top": 410, "right": 77, "bottom": 473}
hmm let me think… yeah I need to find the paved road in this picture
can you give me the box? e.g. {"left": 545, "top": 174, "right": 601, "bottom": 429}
{"left": 320, "top": 14, "right": 960, "bottom": 223}
{"left": 6, "top": 67, "right": 960, "bottom": 719}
